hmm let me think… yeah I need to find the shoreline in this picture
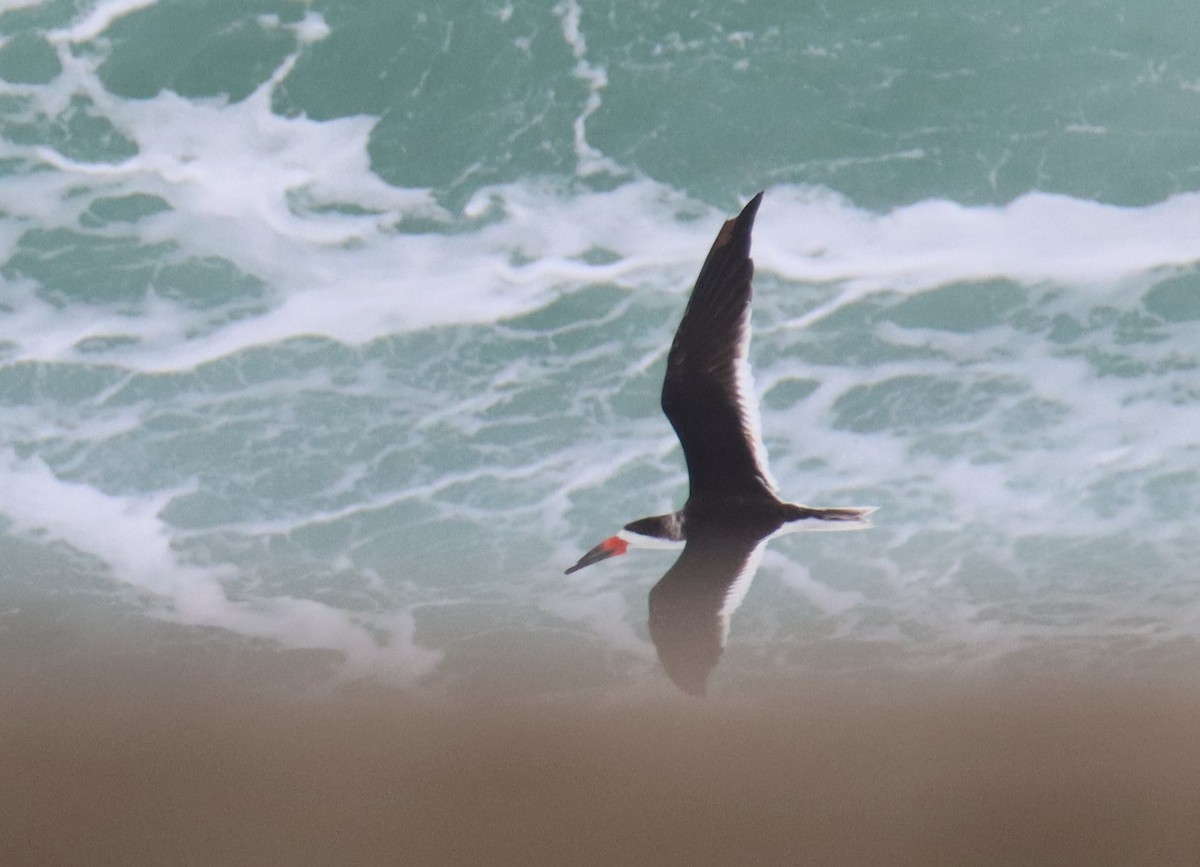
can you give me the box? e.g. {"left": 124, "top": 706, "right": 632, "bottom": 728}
{"left": 4, "top": 612, "right": 1200, "bottom": 865}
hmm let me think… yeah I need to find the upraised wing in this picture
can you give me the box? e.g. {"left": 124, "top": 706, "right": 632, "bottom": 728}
{"left": 661, "top": 192, "right": 776, "bottom": 499}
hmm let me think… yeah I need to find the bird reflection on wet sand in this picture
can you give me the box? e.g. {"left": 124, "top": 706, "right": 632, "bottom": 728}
{"left": 7, "top": 630, "right": 1200, "bottom": 865}
{"left": 645, "top": 524, "right": 771, "bottom": 695}
{"left": 566, "top": 193, "right": 871, "bottom": 694}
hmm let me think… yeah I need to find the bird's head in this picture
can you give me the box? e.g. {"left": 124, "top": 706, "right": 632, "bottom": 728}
{"left": 564, "top": 514, "right": 683, "bottom": 574}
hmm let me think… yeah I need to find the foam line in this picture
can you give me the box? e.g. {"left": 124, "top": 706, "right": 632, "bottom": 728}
{"left": 0, "top": 451, "right": 441, "bottom": 679}
{"left": 554, "top": 0, "right": 623, "bottom": 177}
{"left": 47, "top": 0, "right": 160, "bottom": 43}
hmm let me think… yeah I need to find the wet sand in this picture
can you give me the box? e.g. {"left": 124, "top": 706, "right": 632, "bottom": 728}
{"left": 3, "top": 614, "right": 1200, "bottom": 866}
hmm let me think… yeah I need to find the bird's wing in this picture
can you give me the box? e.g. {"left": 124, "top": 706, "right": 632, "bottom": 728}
{"left": 647, "top": 533, "right": 769, "bottom": 696}
{"left": 661, "top": 192, "right": 777, "bottom": 498}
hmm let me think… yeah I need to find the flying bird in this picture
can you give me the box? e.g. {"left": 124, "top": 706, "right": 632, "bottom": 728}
{"left": 565, "top": 192, "right": 873, "bottom": 695}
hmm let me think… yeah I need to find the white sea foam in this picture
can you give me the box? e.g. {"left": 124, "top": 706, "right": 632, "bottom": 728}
{"left": 0, "top": 0, "right": 43, "bottom": 12}
{"left": 553, "top": 0, "right": 623, "bottom": 178}
{"left": 0, "top": 451, "right": 441, "bottom": 679}
{"left": 758, "top": 188, "right": 1200, "bottom": 328}
{"left": 769, "top": 558, "right": 865, "bottom": 616}
{"left": 47, "top": 0, "right": 161, "bottom": 43}
{"left": 3, "top": 7, "right": 1193, "bottom": 377}
{"left": 289, "top": 10, "right": 331, "bottom": 44}
{"left": 8, "top": 5, "right": 1200, "bottom": 681}
{"left": 11, "top": 125, "right": 1200, "bottom": 375}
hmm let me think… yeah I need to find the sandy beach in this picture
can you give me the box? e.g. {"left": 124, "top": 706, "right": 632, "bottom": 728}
{"left": 4, "top": 608, "right": 1200, "bottom": 866}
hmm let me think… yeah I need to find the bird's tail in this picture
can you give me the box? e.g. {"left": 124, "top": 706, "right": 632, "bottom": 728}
{"left": 783, "top": 504, "right": 876, "bottom": 530}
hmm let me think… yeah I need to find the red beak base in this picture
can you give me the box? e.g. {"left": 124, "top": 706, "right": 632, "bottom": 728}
{"left": 564, "top": 535, "right": 629, "bottom": 574}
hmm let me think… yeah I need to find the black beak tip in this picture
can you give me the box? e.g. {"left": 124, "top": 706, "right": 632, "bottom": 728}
{"left": 564, "top": 556, "right": 598, "bottom": 575}
{"left": 564, "top": 541, "right": 620, "bottom": 575}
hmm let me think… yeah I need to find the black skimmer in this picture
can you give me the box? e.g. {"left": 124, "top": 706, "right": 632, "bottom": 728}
{"left": 565, "top": 192, "right": 873, "bottom": 695}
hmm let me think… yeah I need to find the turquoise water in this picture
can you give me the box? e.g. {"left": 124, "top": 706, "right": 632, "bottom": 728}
{"left": 4, "top": 0, "right": 1200, "bottom": 691}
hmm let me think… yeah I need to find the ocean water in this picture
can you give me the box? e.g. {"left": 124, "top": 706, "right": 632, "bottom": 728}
{"left": 4, "top": 0, "right": 1200, "bottom": 696}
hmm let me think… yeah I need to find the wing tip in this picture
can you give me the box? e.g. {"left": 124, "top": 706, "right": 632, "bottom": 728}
{"left": 712, "top": 191, "right": 765, "bottom": 250}
{"left": 737, "top": 191, "right": 764, "bottom": 229}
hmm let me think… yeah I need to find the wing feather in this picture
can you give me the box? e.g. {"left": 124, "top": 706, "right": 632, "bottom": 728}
{"left": 648, "top": 533, "right": 768, "bottom": 696}
{"left": 661, "top": 193, "right": 775, "bottom": 498}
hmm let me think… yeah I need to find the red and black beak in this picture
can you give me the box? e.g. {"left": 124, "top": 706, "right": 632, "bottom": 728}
{"left": 564, "top": 535, "right": 629, "bottom": 574}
